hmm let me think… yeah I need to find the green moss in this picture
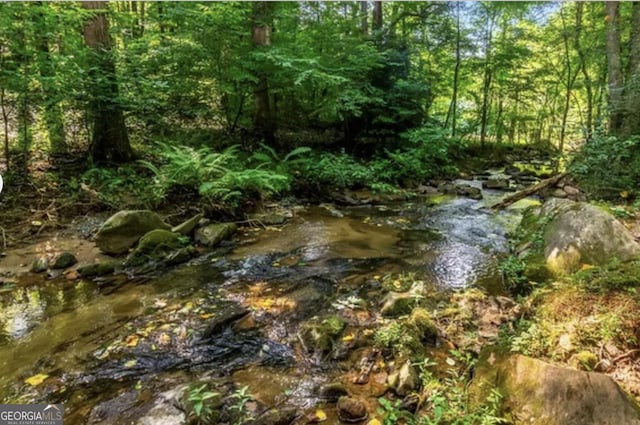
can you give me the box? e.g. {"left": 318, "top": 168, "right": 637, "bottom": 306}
{"left": 573, "top": 260, "right": 640, "bottom": 292}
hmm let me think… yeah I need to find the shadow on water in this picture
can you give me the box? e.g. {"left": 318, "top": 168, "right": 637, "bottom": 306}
{"left": 0, "top": 190, "right": 529, "bottom": 423}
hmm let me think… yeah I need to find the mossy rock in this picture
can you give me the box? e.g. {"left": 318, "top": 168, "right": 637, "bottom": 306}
{"left": 194, "top": 223, "right": 238, "bottom": 247}
{"left": 298, "top": 315, "right": 346, "bottom": 353}
{"left": 78, "top": 261, "right": 120, "bottom": 277}
{"left": 470, "top": 348, "right": 640, "bottom": 425}
{"left": 409, "top": 308, "right": 438, "bottom": 342}
{"left": 137, "top": 229, "right": 184, "bottom": 254}
{"left": 95, "top": 210, "right": 170, "bottom": 255}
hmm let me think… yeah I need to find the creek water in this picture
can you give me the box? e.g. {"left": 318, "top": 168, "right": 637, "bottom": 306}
{"left": 0, "top": 187, "right": 535, "bottom": 424}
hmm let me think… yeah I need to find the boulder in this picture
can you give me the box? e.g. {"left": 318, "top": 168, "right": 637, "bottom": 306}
{"left": 171, "top": 213, "right": 203, "bottom": 235}
{"left": 540, "top": 199, "right": 640, "bottom": 275}
{"left": 337, "top": 397, "right": 368, "bottom": 423}
{"left": 470, "top": 349, "right": 640, "bottom": 425}
{"left": 194, "top": 223, "right": 237, "bottom": 247}
{"left": 51, "top": 252, "right": 77, "bottom": 269}
{"left": 387, "top": 360, "right": 419, "bottom": 396}
{"left": 96, "top": 210, "right": 170, "bottom": 255}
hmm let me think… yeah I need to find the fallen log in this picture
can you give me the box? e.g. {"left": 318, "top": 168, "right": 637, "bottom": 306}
{"left": 490, "top": 172, "right": 568, "bottom": 211}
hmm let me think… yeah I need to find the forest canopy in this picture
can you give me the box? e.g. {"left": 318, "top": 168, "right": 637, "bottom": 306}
{"left": 1, "top": 1, "right": 639, "bottom": 206}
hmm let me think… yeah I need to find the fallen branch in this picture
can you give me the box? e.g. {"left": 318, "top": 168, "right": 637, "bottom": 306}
{"left": 490, "top": 172, "right": 568, "bottom": 211}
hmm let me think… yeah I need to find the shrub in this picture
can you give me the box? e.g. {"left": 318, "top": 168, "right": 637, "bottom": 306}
{"left": 571, "top": 133, "right": 640, "bottom": 199}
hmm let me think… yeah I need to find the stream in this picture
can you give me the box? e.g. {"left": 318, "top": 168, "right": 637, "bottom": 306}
{"left": 0, "top": 184, "right": 536, "bottom": 424}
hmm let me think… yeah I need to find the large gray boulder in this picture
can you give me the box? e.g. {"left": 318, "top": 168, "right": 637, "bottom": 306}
{"left": 470, "top": 349, "right": 640, "bottom": 425}
{"left": 539, "top": 199, "right": 640, "bottom": 275}
{"left": 95, "top": 210, "right": 170, "bottom": 255}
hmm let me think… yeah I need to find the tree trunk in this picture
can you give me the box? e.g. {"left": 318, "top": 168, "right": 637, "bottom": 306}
{"left": 575, "top": 2, "right": 594, "bottom": 140}
{"left": 605, "top": 1, "right": 624, "bottom": 134}
{"left": 621, "top": 2, "right": 640, "bottom": 136}
{"left": 252, "top": 1, "right": 275, "bottom": 145}
{"left": 0, "top": 88, "right": 10, "bottom": 169}
{"left": 373, "top": 1, "right": 383, "bottom": 32}
{"left": 559, "top": 6, "right": 579, "bottom": 153}
{"left": 360, "top": 1, "right": 368, "bottom": 35}
{"left": 449, "top": 2, "right": 461, "bottom": 137}
{"left": 82, "top": 1, "right": 134, "bottom": 163}
{"left": 36, "top": 2, "right": 66, "bottom": 154}
{"left": 479, "top": 12, "right": 494, "bottom": 147}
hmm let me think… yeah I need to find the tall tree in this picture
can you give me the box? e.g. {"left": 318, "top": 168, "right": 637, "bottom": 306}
{"left": 621, "top": 2, "right": 640, "bottom": 136}
{"left": 605, "top": 1, "right": 624, "bottom": 134}
{"left": 251, "top": 1, "right": 275, "bottom": 144}
{"left": 82, "top": 1, "right": 133, "bottom": 162}
{"left": 36, "top": 2, "right": 66, "bottom": 154}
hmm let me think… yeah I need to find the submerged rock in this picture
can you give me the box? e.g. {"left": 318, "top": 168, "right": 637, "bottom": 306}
{"left": 337, "top": 397, "right": 368, "bottom": 423}
{"left": 250, "top": 407, "right": 298, "bottom": 425}
{"left": 194, "top": 223, "right": 237, "bottom": 247}
{"left": 96, "top": 210, "right": 170, "bottom": 255}
{"left": 483, "top": 177, "right": 510, "bottom": 190}
{"left": 51, "top": 252, "right": 77, "bottom": 269}
{"left": 540, "top": 199, "right": 640, "bottom": 275}
{"left": 318, "top": 382, "right": 350, "bottom": 401}
{"left": 203, "top": 304, "right": 250, "bottom": 338}
{"left": 470, "top": 349, "right": 640, "bottom": 425}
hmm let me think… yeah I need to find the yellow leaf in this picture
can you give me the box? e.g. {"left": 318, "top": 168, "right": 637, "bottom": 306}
{"left": 342, "top": 333, "right": 355, "bottom": 342}
{"left": 373, "top": 275, "right": 381, "bottom": 280}
{"left": 314, "top": 409, "right": 327, "bottom": 422}
{"left": 368, "top": 419, "right": 382, "bottom": 425}
{"left": 25, "top": 374, "right": 49, "bottom": 386}
{"left": 124, "top": 359, "right": 137, "bottom": 368}
{"left": 393, "top": 280, "right": 402, "bottom": 289}
{"left": 580, "top": 264, "right": 595, "bottom": 271}
{"left": 199, "top": 313, "right": 214, "bottom": 319}
{"left": 125, "top": 335, "right": 140, "bottom": 347}
{"left": 157, "top": 333, "right": 171, "bottom": 345}
{"left": 621, "top": 190, "right": 629, "bottom": 199}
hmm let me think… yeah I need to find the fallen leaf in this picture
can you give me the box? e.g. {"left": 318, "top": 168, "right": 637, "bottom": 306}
{"left": 157, "top": 333, "right": 171, "bottom": 345}
{"left": 445, "top": 357, "right": 456, "bottom": 366}
{"left": 124, "top": 359, "right": 137, "bottom": 368}
{"left": 308, "top": 409, "right": 327, "bottom": 423}
{"left": 367, "top": 419, "right": 382, "bottom": 425}
{"left": 580, "top": 264, "right": 595, "bottom": 271}
{"left": 342, "top": 333, "right": 355, "bottom": 342}
{"left": 199, "top": 313, "right": 214, "bottom": 319}
{"left": 125, "top": 335, "right": 140, "bottom": 347}
{"left": 25, "top": 374, "right": 49, "bottom": 386}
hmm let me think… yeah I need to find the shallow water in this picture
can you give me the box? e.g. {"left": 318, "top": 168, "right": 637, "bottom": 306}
{"left": 0, "top": 189, "right": 531, "bottom": 423}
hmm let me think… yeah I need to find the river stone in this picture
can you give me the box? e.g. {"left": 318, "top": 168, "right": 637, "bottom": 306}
{"left": 202, "top": 303, "right": 249, "bottom": 338}
{"left": 455, "top": 184, "right": 483, "bottom": 200}
{"left": 483, "top": 176, "right": 510, "bottom": 190}
{"left": 171, "top": 213, "right": 203, "bottom": 235}
{"left": 469, "top": 348, "right": 640, "bottom": 425}
{"left": 51, "top": 252, "right": 78, "bottom": 269}
{"left": 30, "top": 256, "right": 49, "bottom": 273}
{"left": 337, "top": 397, "right": 368, "bottom": 423}
{"left": 96, "top": 210, "right": 170, "bottom": 255}
{"left": 194, "top": 223, "right": 237, "bottom": 247}
{"left": 539, "top": 199, "right": 640, "bottom": 275}
{"left": 387, "top": 360, "right": 419, "bottom": 396}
